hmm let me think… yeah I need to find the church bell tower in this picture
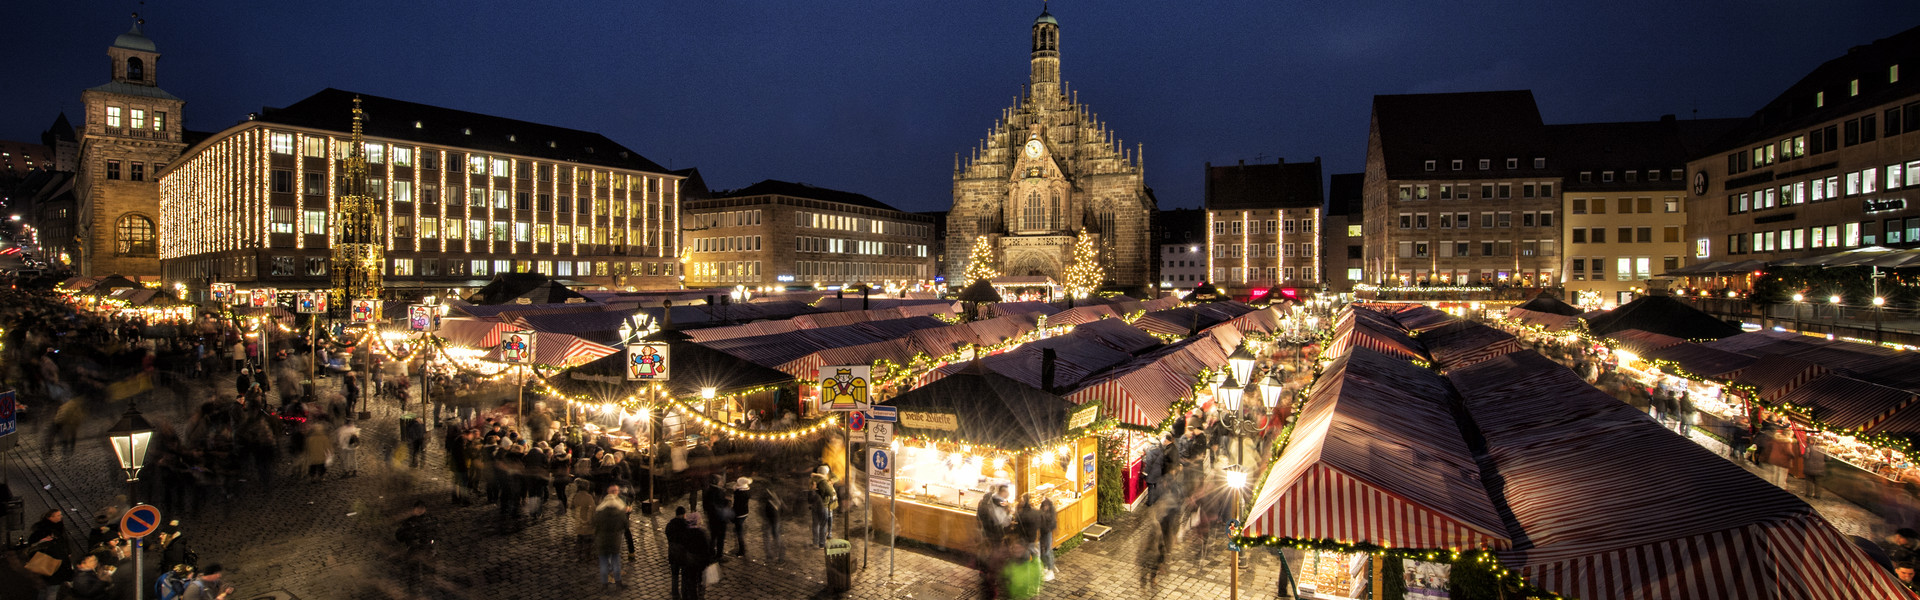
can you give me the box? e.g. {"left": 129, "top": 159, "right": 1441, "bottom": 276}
{"left": 1030, "top": 7, "right": 1061, "bottom": 99}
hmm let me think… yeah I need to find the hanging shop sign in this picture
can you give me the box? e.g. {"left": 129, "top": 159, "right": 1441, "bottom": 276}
{"left": 210, "top": 283, "right": 235, "bottom": 303}
{"left": 500, "top": 329, "right": 537, "bottom": 364}
{"left": 626, "top": 343, "right": 671, "bottom": 381}
{"left": 250, "top": 288, "right": 277, "bottom": 308}
{"left": 296, "top": 291, "right": 328, "bottom": 314}
{"left": 408, "top": 305, "right": 434, "bottom": 332}
{"left": 900, "top": 410, "right": 958, "bottom": 431}
{"left": 1068, "top": 403, "right": 1100, "bottom": 431}
{"left": 819, "top": 365, "right": 871, "bottom": 412}
{"left": 351, "top": 299, "right": 381, "bottom": 323}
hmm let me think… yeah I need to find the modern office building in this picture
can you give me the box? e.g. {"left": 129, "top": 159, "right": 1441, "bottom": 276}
{"left": 1322, "top": 172, "right": 1365, "bottom": 293}
{"left": 1556, "top": 117, "right": 1740, "bottom": 307}
{"left": 1686, "top": 25, "right": 1920, "bottom": 271}
{"left": 1203, "top": 158, "right": 1323, "bottom": 297}
{"left": 946, "top": 7, "right": 1156, "bottom": 289}
{"left": 681, "top": 179, "right": 934, "bottom": 288}
{"left": 158, "top": 88, "right": 685, "bottom": 296}
{"left": 1156, "top": 207, "right": 1206, "bottom": 289}
{"left": 1363, "top": 91, "right": 1564, "bottom": 286}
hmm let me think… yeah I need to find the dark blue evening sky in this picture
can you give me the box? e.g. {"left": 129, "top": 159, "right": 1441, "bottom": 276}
{"left": 6, "top": 1, "right": 1919, "bottom": 211}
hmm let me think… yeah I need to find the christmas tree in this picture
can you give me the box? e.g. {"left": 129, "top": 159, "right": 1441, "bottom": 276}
{"left": 1063, "top": 228, "right": 1105, "bottom": 298}
{"left": 963, "top": 235, "right": 999, "bottom": 286}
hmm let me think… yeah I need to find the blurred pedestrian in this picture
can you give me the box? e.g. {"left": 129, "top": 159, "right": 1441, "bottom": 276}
{"left": 729, "top": 477, "right": 752, "bottom": 557}
{"left": 756, "top": 480, "right": 785, "bottom": 563}
{"left": 593, "top": 484, "right": 633, "bottom": 588}
{"left": 809, "top": 466, "right": 837, "bottom": 549}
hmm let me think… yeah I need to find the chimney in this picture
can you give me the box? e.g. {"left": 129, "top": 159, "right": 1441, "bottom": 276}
{"left": 1041, "top": 348, "right": 1057, "bottom": 392}
{"left": 661, "top": 299, "right": 675, "bottom": 329}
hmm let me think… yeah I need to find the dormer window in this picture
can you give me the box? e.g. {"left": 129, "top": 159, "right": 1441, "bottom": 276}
{"left": 414, "top": 121, "right": 423, "bottom": 129}
{"left": 462, "top": 128, "right": 472, "bottom": 135}
{"left": 1851, "top": 79, "right": 1860, "bottom": 97}
{"left": 1450, "top": 160, "right": 1463, "bottom": 171}
{"left": 508, "top": 134, "right": 517, "bottom": 142}
{"left": 1817, "top": 91, "right": 1826, "bottom": 107}
{"left": 1533, "top": 158, "right": 1546, "bottom": 169}
{"left": 1894, "top": 64, "right": 1902, "bottom": 83}
{"left": 1505, "top": 158, "right": 1519, "bottom": 169}
{"left": 548, "top": 141, "right": 557, "bottom": 148}
{"left": 1478, "top": 159, "right": 1491, "bottom": 170}
{"left": 1424, "top": 160, "right": 1436, "bottom": 171}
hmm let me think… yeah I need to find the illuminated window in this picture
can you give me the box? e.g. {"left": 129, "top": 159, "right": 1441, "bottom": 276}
{"left": 130, "top": 109, "right": 146, "bottom": 130}
{"left": 303, "top": 210, "right": 327, "bottom": 234}
{"left": 419, "top": 217, "right": 438, "bottom": 239}
{"left": 303, "top": 137, "right": 326, "bottom": 157}
{"left": 152, "top": 112, "right": 165, "bottom": 131}
{"left": 115, "top": 214, "right": 156, "bottom": 255}
{"left": 106, "top": 107, "right": 123, "bottom": 129}
{"left": 269, "top": 133, "right": 294, "bottom": 154}
{"left": 392, "top": 147, "right": 413, "bottom": 167}
{"left": 270, "top": 207, "right": 295, "bottom": 234}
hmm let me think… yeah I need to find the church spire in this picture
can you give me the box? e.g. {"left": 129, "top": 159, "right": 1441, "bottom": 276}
{"left": 1030, "top": 4, "right": 1061, "bottom": 101}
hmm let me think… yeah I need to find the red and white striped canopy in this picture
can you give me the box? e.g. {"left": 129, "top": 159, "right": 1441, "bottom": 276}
{"left": 1242, "top": 347, "right": 1510, "bottom": 550}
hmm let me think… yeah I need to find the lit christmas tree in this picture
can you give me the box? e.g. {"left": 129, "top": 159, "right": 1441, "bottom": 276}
{"left": 963, "top": 235, "right": 1000, "bottom": 286}
{"left": 1063, "top": 228, "right": 1105, "bottom": 298}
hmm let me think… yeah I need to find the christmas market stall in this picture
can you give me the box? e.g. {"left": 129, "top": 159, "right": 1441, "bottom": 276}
{"left": 1239, "top": 346, "right": 1511, "bottom": 600}
{"left": 873, "top": 365, "right": 1107, "bottom": 553}
{"left": 1447, "top": 351, "right": 1913, "bottom": 600}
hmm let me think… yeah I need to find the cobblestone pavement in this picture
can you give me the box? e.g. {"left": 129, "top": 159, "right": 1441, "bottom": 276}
{"left": 4, "top": 369, "right": 1291, "bottom": 600}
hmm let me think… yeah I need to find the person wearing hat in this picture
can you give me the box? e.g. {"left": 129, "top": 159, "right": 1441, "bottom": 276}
{"left": 185, "top": 562, "right": 232, "bottom": 600}
{"left": 809, "top": 465, "right": 837, "bottom": 549}
{"left": 729, "top": 477, "right": 753, "bottom": 557}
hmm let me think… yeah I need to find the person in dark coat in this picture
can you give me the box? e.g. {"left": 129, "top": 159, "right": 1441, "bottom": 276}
{"left": 728, "top": 477, "right": 752, "bottom": 557}
{"left": 665, "top": 506, "right": 692, "bottom": 600}
{"left": 678, "top": 512, "right": 714, "bottom": 600}
{"left": 756, "top": 482, "right": 785, "bottom": 563}
{"left": 1141, "top": 435, "right": 1174, "bottom": 507}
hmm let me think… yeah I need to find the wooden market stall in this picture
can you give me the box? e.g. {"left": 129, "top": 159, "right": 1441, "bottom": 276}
{"left": 872, "top": 366, "right": 1105, "bottom": 552}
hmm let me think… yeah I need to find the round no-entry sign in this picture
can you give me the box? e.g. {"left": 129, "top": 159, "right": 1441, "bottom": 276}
{"left": 121, "top": 504, "right": 162, "bottom": 539}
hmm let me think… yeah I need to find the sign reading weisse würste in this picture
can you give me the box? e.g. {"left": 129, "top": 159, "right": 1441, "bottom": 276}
{"left": 1068, "top": 403, "right": 1100, "bottom": 431}
{"left": 900, "top": 410, "right": 958, "bottom": 431}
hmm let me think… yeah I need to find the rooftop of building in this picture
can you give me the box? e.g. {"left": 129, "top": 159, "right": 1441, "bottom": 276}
{"left": 712, "top": 179, "right": 907, "bottom": 213}
{"left": 1548, "top": 116, "right": 1746, "bottom": 191}
{"left": 1704, "top": 24, "right": 1920, "bottom": 154}
{"left": 1203, "top": 158, "right": 1324, "bottom": 211}
{"left": 251, "top": 88, "right": 670, "bottom": 174}
{"left": 1371, "top": 90, "right": 1554, "bottom": 180}
{"left": 1157, "top": 207, "right": 1206, "bottom": 243}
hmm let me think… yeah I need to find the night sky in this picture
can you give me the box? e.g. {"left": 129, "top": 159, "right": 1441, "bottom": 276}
{"left": 6, "top": 1, "right": 1919, "bottom": 211}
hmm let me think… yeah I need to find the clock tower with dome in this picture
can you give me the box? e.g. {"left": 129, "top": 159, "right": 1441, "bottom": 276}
{"left": 945, "top": 6, "right": 1155, "bottom": 291}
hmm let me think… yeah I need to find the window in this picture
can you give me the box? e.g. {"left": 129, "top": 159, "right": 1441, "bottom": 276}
{"left": 468, "top": 219, "right": 485, "bottom": 241}
{"left": 492, "top": 190, "right": 510, "bottom": 209}
{"left": 1592, "top": 228, "right": 1606, "bottom": 243}
{"left": 1497, "top": 212, "right": 1511, "bottom": 227}
{"left": 1398, "top": 213, "right": 1411, "bottom": 229}
{"left": 1635, "top": 227, "right": 1651, "bottom": 243}
{"left": 1637, "top": 197, "right": 1653, "bottom": 213}
{"left": 1479, "top": 159, "right": 1491, "bottom": 170}
{"left": 1665, "top": 198, "right": 1680, "bottom": 213}
{"left": 1852, "top": 79, "right": 1861, "bottom": 97}
{"left": 1424, "top": 160, "right": 1436, "bottom": 171}
{"left": 300, "top": 172, "right": 322, "bottom": 194}
{"left": 467, "top": 155, "right": 486, "bottom": 174}
{"left": 1481, "top": 212, "right": 1494, "bottom": 228}
{"left": 391, "top": 259, "right": 413, "bottom": 276}
{"left": 1480, "top": 184, "right": 1493, "bottom": 198}
{"left": 1540, "top": 212, "right": 1554, "bottom": 228}
{"left": 1416, "top": 185, "right": 1429, "bottom": 200}
{"left": 152, "top": 112, "right": 165, "bottom": 132}
{"left": 303, "top": 210, "right": 327, "bottom": 235}
{"left": 1522, "top": 212, "right": 1535, "bottom": 227}
{"left": 1572, "top": 198, "right": 1587, "bottom": 214}
{"left": 1602, "top": 171, "right": 1615, "bottom": 183}
{"left": 130, "top": 109, "right": 146, "bottom": 130}
{"left": 1505, "top": 158, "right": 1518, "bottom": 169}
{"left": 1625, "top": 171, "right": 1638, "bottom": 183}
{"left": 268, "top": 208, "right": 295, "bottom": 234}
{"left": 1451, "top": 160, "right": 1463, "bottom": 170}
{"left": 1498, "top": 184, "right": 1511, "bottom": 199}
{"left": 1817, "top": 91, "right": 1826, "bottom": 107}
{"left": 105, "top": 160, "right": 120, "bottom": 180}
{"left": 1347, "top": 224, "right": 1361, "bottom": 237}
{"left": 130, "top": 162, "right": 144, "bottom": 182}
{"left": 1415, "top": 213, "right": 1428, "bottom": 229}
{"left": 115, "top": 215, "right": 155, "bottom": 255}
{"left": 391, "top": 180, "right": 412, "bottom": 203}
{"left": 395, "top": 215, "right": 413, "bottom": 237}
{"left": 392, "top": 147, "right": 413, "bottom": 167}
{"left": 491, "top": 157, "right": 510, "bottom": 176}
{"left": 1572, "top": 229, "right": 1587, "bottom": 244}
{"left": 303, "top": 137, "right": 327, "bottom": 157}
{"left": 270, "top": 133, "right": 294, "bottom": 154}
{"left": 1664, "top": 226, "right": 1680, "bottom": 243}
{"left": 1579, "top": 171, "right": 1592, "bottom": 183}
{"left": 106, "top": 106, "right": 123, "bottom": 129}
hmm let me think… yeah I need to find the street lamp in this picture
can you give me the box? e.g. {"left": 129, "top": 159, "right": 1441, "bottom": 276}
{"left": 1223, "top": 463, "right": 1250, "bottom": 600}
{"left": 106, "top": 405, "right": 155, "bottom": 482}
{"left": 1259, "top": 373, "right": 1285, "bottom": 410}
{"left": 1227, "top": 344, "right": 1258, "bottom": 384}
{"left": 1875, "top": 297, "right": 1887, "bottom": 343}
{"left": 1793, "top": 293, "right": 1805, "bottom": 332}
{"left": 1830, "top": 294, "right": 1843, "bottom": 334}
{"left": 1215, "top": 371, "right": 1244, "bottom": 413}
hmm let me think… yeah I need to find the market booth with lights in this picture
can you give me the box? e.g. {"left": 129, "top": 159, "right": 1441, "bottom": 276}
{"left": 873, "top": 366, "right": 1105, "bottom": 552}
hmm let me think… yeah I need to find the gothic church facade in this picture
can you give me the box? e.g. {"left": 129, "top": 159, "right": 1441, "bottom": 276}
{"left": 946, "top": 9, "right": 1154, "bottom": 289}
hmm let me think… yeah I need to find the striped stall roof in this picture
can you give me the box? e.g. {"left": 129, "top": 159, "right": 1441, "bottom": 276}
{"left": 688, "top": 319, "right": 802, "bottom": 343}
{"left": 988, "top": 302, "right": 1062, "bottom": 318}
{"left": 1421, "top": 320, "right": 1524, "bottom": 370}
{"left": 904, "top": 323, "right": 985, "bottom": 358}
{"left": 1448, "top": 352, "right": 1911, "bottom": 600}
{"left": 437, "top": 318, "right": 517, "bottom": 349}
{"left": 1390, "top": 305, "right": 1458, "bottom": 333}
{"left": 1506, "top": 307, "right": 1582, "bottom": 331}
{"left": 1776, "top": 374, "right": 1918, "bottom": 431}
{"left": 1701, "top": 330, "right": 1823, "bottom": 355}
{"left": 1068, "top": 318, "right": 1164, "bottom": 354}
{"left": 968, "top": 313, "right": 1041, "bottom": 347}
{"left": 785, "top": 338, "right": 919, "bottom": 379}
{"left": 1604, "top": 329, "right": 1686, "bottom": 356}
{"left": 1243, "top": 347, "right": 1509, "bottom": 550}
{"left": 1049, "top": 305, "right": 1119, "bottom": 326}
{"left": 1325, "top": 309, "right": 1427, "bottom": 362}
{"left": 1723, "top": 354, "right": 1828, "bottom": 402}
{"left": 1642, "top": 342, "right": 1760, "bottom": 379}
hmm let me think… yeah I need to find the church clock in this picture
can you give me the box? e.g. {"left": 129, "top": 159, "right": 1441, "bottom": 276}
{"left": 1024, "top": 139, "right": 1044, "bottom": 158}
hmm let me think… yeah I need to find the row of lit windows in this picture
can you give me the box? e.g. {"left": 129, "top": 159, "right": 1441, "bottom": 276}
{"left": 102, "top": 159, "right": 157, "bottom": 182}
{"left": 1397, "top": 182, "right": 1555, "bottom": 202}
{"left": 1422, "top": 157, "right": 1547, "bottom": 171}
{"left": 1727, "top": 161, "right": 1920, "bottom": 214}
{"left": 263, "top": 210, "right": 636, "bottom": 247}
{"left": 1211, "top": 243, "right": 1316, "bottom": 258}
{"left": 690, "top": 210, "right": 762, "bottom": 229}
{"left": 795, "top": 211, "right": 928, "bottom": 237}
{"left": 1397, "top": 240, "right": 1557, "bottom": 258}
{"left": 263, "top": 256, "right": 674, "bottom": 278}
{"left": 1399, "top": 211, "right": 1554, "bottom": 229}
{"left": 1571, "top": 197, "right": 1680, "bottom": 214}
{"left": 1210, "top": 218, "right": 1316, "bottom": 235}
{"left": 1212, "top": 266, "right": 1316, "bottom": 283}
{"left": 1567, "top": 257, "right": 1669, "bottom": 282}
{"left": 693, "top": 236, "right": 762, "bottom": 253}
{"left": 794, "top": 236, "right": 927, "bottom": 257}
{"left": 794, "top": 261, "right": 927, "bottom": 281}
{"left": 1569, "top": 226, "right": 1681, "bottom": 244}
{"left": 1727, "top": 101, "right": 1920, "bottom": 175}
{"left": 103, "top": 106, "right": 166, "bottom": 133}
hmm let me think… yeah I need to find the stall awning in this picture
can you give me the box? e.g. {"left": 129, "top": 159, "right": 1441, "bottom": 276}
{"left": 1603, "top": 328, "right": 1686, "bottom": 356}
{"left": 1326, "top": 308, "right": 1427, "bottom": 362}
{"left": 1505, "top": 307, "right": 1582, "bottom": 331}
{"left": 1420, "top": 320, "right": 1523, "bottom": 370}
{"left": 1387, "top": 305, "right": 1458, "bottom": 333}
{"left": 1448, "top": 352, "right": 1909, "bottom": 600}
{"left": 1776, "top": 374, "right": 1919, "bottom": 431}
{"left": 1243, "top": 347, "right": 1509, "bottom": 550}
{"left": 1722, "top": 354, "right": 1828, "bottom": 402}
{"left": 882, "top": 367, "right": 1088, "bottom": 449}
{"left": 1641, "top": 342, "right": 1759, "bottom": 379}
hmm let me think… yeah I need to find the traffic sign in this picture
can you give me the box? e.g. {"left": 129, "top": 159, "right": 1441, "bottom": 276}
{"left": 868, "top": 421, "right": 893, "bottom": 446}
{"left": 121, "top": 504, "right": 162, "bottom": 539}
{"left": 848, "top": 411, "right": 866, "bottom": 432}
{"left": 868, "top": 449, "right": 893, "bottom": 497}
{"left": 868, "top": 405, "right": 897, "bottom": 423}
{"left": 0, "top": 389, "right": 15, "bottom": 437}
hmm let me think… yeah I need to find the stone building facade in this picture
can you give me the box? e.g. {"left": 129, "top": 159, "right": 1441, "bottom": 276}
{"left": 946, "top": 9, "right": 1154, "bottom": 289}
{"left": 1204, "top": 158, "right": 1324, "bottom": 298}
{"left": 682, "top": 180, "right": 934, "bottom": 288}
{"left": 76, "top": 20, "right": 186, "bottom": 278}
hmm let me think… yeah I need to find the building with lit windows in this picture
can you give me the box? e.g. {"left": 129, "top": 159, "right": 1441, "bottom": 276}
{"left": 1363, "top": 91, "right": 1563, "bottom": 286}
{"left": 682, "top": 180, "right": 934, "bottom": 288}
{"left": 77, "top": 18, "right": 188, "bottom": 279}
{"left": 1686, "top": 26, "right": 1920, "bottom": 270}
{"left": 1322, "top": 173, "right": 1364, "bottom": 293}
{"left": 157, "top": 88, "right": 684, "bottom": 297}
{"left": 1156, "top": 208, "right": 1206, "bottom": 290}
{"left": 1203, "top": 158, "right": 1323, "bottom": 298}
{"left": 1556, "top": 117, "right": 1739, "bottom": 307}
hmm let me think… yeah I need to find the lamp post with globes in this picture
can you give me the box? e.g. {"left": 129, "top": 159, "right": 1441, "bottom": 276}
{"left": 1223, "top": 463, "right": 1250, "bottom": 600}
{"left": 106, "top": 404, "right": 154, "bottom": 600}
{"left": 1831, "top": 294, "right": 1843, "bottom": 335}
{"left": 1792, "top": 293, "right": 1805, "bottom": 332}
{"left": 1875, "top": 296, "right": 1887, "bottom": 343}
{"left": 1215, "top": 371, "right": 1245, "bottom": 466}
